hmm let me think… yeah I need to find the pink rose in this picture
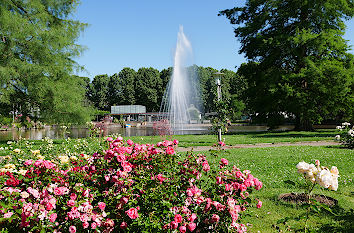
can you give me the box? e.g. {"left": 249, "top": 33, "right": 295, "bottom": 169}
{"left": 174, "top": 214, "right": 182, "bottom": 223}
{"left": 257, "top": 200, "right": 262, "bottom": 209}
{"left": 54, "top": 187, "right": 63, "bottom": 196}
{"left": 173, "top": 139, "right": 179, "bottom": 145}
{"left": 49, "top": 213, "right": 57, "bottom": 223}
{"left": 187, "top": 222, "right": 196, "bottom": 232}
{"left": 188, "top": 213, "right": 197, "bottom": 222}
{"left": 91, "top": 222, "right": 97, "bottom": 229}
{"left": 126, "top": 208, "right": 139, "bottom": 219}
{"left": 116, "top": 136, "right": 123, "bottom": 142}
{"left": 166, "top": 146, "right": 174, "bottom": 155}
{"left": 70, "top": 193, "right": 77, "bottom": 200}
{"left": 211, "top": 214, "right": 220, "bottom": 223}
{"left": 67, "top": 200, "right": 75, "bottom": 207}
{"left": 170, "top": 221, "right": 178, "bottom": 229}
{"left": 220, "top": 158, "right": 229, "bottom": 166}
{"left": 82, "top": 221, "right": 89, "bottom": 229}
{"left": 43, "top": 160, "right": 55, "bottom": 169}
{"left": 127, "top": 139, "right": 134, "bottom": 146}
{"left": 179, "top": 225, "right": 187, "bottom": 233}
{"left": 202, "top": 161, "right": 210, "bottom": 172}
{"left": 106, "top": 137, "right": 113, "bottom": 142}
{"left": 218, "top": 141, "right": 226, "bottom": 146}
{"left": 34, "top": 159, "right": 43, "bottom": 167}
{"left": 69, "top": 226, "right": 76, "bottom": 233}
{"left": 98, "top": 202, "right": 106, "bottom": 211}
{"left": 3, "top": 211, "right": 13, "bottom": 218}
{"left": 24, "top": 160, "right": 33, "bottom": 166}
{"left": 120, "top": 221, "right": 128, "bottom": 229}
{"left": 46, "top": 202, "right": 54, "bottom": 211}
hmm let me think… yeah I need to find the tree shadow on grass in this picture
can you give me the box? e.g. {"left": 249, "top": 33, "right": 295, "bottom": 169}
{"left": 226, "top": 130, "right": 336, "bottom": 139}
{"left": 275, "top": 193, "right": 354, "bottom": 233}
{"left": 318, "top": 208, "right": 354, "bottom": 233}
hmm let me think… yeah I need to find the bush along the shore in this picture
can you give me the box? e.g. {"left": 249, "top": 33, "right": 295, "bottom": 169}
{"left": 0, "top": 137, "right": 262, "bottom": 232}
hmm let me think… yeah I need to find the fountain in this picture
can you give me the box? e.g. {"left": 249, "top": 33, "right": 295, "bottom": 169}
{"left": 159, "top": 26, "right": 203, "bottom": 134}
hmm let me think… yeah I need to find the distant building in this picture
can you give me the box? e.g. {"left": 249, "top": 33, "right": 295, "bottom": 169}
{"left": 110, "top": 105, "right": 161, "bottom": 122}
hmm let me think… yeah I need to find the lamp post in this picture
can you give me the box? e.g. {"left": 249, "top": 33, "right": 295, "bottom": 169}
{"left": 213, "top": 71, "right": 224, "bottom": 142}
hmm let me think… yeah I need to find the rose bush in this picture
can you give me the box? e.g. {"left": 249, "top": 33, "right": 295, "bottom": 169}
{"left": 0, "top": 137, "right": 262, "bottom": 232}
{"left": 336, "top": 122, "right": 354, "bottom": 149}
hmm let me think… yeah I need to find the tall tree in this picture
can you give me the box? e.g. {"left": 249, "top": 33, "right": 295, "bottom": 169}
{"left": 135, "top": 67, "right": 162, "bottom": 112}
{"left": 118, "top": 67, "right": 136, "bottom": 105}
{"left": 87, "top": 74, "right": 109, "bottom": 110}
{"left": 221, "top": 0, "right": 354, "bottom": 130}
{"left": 0, "top": 0, "right": 91, "bottom": 124}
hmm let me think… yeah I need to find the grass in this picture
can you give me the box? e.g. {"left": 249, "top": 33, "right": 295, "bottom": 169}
{"left": 126, "top": 129, "right": 338, "bottom": 147}
{"left": 202, "top": 146, "right": 354, "bottom": 232}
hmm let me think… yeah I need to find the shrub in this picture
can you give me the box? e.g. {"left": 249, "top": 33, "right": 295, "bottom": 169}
{"left": 336, "top": 122, "right": 354, "bottom": 148}
{"left": 0, "top": 137, "right": 262, "bottom": 232}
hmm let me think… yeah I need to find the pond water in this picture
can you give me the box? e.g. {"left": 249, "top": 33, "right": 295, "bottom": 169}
{"left": 0, "top": 124, "right": 295, "bottom": 141}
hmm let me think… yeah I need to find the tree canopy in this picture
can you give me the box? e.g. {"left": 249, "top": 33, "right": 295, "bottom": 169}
{"left": 0, "top": 0, "right": 91, "bottom": 124}
{"left": 220, "top": 0, "right": 354, "bottom": 130}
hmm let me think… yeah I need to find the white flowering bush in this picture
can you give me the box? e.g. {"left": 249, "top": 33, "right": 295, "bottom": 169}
{"left": 336, "top": 122, "right": 354, "bottom": 149}
{"left": 296, "top": 160, "right": 339, "bottom": 191}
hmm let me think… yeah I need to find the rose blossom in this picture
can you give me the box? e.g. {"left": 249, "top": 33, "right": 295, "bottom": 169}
{"left": 120, "top": 222, "right": 128, "bottom": 229}
{"left": 170, "top": 221, "right": 178, "bottom": 229}
{"left": 188, "top": 222, "right": 196, "bottom": 231}
{"left": 49, "top": 213, "right": 57, "bottom": 223}
{"left": 126, "top": 208, "right": 139, "bottom": 219}
{"left": 3, "top": 212, "right": 13, "bottom": 218}
{"left": 257, "top": 200, "right": 262, "bottom": 208}
{"left": 202, "top": 161, "right": 210, "bottom": 172}
{"left": 98, "top": 202, "right": 106, "bottom": 211}
{"left": 54, "top": 187, "right": 64, "bottom": 196}
{"left": 166, "top": 146, "right": 175, "bottom": 155}
{"left": 174, "top": 214, "right": 182, "bottom": 223}
{"left": 179, "top": 225, "right": 187, "bottom": 233}
{"left": 220, "top": 158, "right": 229, "bottom": 166}
{"left": 69, "top": 226, "right": 76, "bottom": 233}
{"left": 211, "top": 214, "right": 220, "bottom": 223}
{"left": 67, "top": 200, "right": 75, "bottom": 207}
{"left": 82, "top": 221, "right": 89, "bottom": 229}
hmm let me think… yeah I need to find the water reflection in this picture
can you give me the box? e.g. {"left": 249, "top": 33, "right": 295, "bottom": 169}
{"left": 0, "top": 124, "right": 295, "bottom": 141}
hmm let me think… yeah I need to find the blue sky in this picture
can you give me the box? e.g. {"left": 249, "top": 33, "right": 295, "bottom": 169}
{"left": 73, "top": 0, "right": 354, "bottom": 79}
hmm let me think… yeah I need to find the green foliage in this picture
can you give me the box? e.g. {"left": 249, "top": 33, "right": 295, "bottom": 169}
{"left": 85, "top": 65, "right": 246, "bottom": 121}
{"left": 220, "top": 0, "right": 354, "bottom": 130}
{"left": 0, "top": 0, "right": 91, "bottom": 124}
{"left": 135, "top": 67, "right": 163, "bottom": 112}
{"left": 87, "top": 74, "right": 110, "bottom": 111}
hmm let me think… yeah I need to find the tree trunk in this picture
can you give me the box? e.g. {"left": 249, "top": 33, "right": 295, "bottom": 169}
{"left": 295, "top": 115, "right": 314, "bottom": 131}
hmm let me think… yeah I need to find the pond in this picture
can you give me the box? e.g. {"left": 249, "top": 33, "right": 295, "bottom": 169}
{"left": 0, "top": 124, "right": 296, "bottom": 141}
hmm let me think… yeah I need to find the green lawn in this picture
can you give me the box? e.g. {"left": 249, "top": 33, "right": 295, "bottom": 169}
{"left": 203, "top": 146, "right": 354, "bottom": 232}
{"left": 128, "top": 129, "right": 338, "bottom": 147}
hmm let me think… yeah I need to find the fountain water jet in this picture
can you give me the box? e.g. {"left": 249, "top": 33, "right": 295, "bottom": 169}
{"left": 159, "top": 26, "right": 203, "bottom": 134}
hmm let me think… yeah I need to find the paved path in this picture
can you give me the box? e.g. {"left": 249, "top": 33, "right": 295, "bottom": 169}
{"left": 176, "top": 141, "right": 340, "bottom": 152}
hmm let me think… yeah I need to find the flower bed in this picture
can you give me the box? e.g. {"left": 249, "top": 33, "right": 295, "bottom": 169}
{"left": 0, "top": 137, "right": 262, "bottom": 232}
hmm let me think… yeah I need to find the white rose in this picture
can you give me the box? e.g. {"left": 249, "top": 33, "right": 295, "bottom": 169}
{"left": 58, "top": 155, "right": 69, "bottom": 164}
{"left": 330, "top": 166, "right": 339, "bottom": 176}
{"left": 316, "top": 169, "right": 332, "bottom": 188}
{"left": 328, "top": 176, "right": 338, "bottom": 191}
{"left": 335, "top": 135, "right": 340, "bottom": 140}
{"left": 296, "top": 161, "right": 310, "bottom": 173}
